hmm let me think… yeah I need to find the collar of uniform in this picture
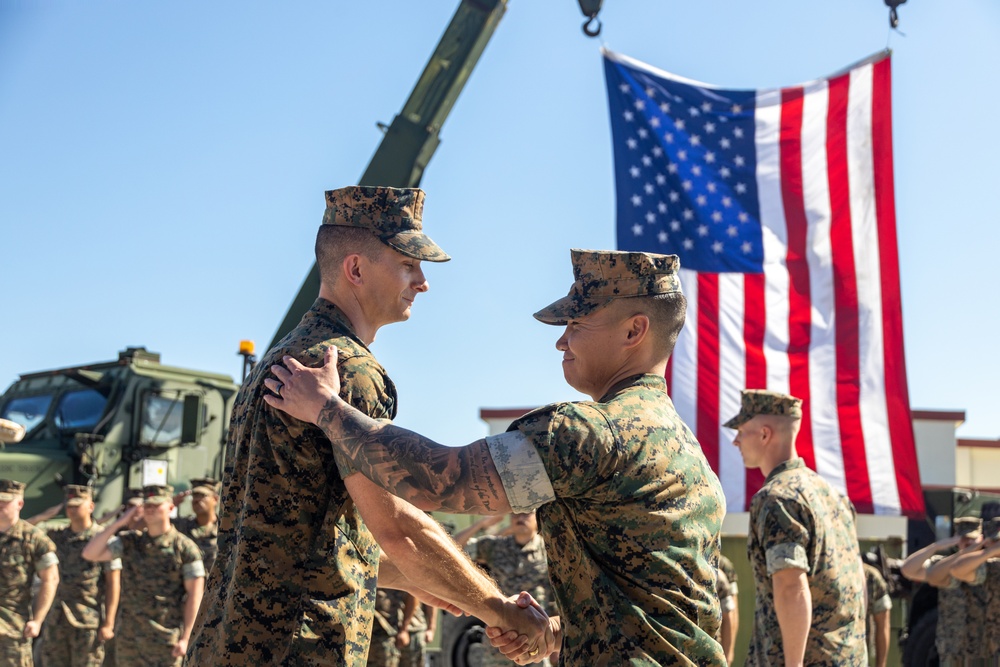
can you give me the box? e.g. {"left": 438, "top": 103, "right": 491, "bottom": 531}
{"left": 597, "top": 373, "right": 667, "bottom": 403}
{"left": 764, "top": 457, "right": 806, "bottom": 483}
{"left": 308, "top": 298, "right": 369, "bottom": 351}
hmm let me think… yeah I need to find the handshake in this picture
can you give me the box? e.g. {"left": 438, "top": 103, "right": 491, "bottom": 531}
{"left": 479, "top": 591, "right": 562, "bottom": 665}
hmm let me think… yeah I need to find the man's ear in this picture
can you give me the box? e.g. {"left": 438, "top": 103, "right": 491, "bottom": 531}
{"left": 342, "top": 254, "right": 365, "bottom": 287}
{"left": 623, "top": 313, "right": 650, "bottom": 347}
{"left": 760, "top": 424, "right": 773, "bottom": 445}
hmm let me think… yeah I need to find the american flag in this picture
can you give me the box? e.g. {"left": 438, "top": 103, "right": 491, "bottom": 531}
{"left": 604, "top": 49, "right": 923, "bottom": 517}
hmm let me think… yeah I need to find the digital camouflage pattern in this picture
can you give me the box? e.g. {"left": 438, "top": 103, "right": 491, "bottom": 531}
{"left": 63, "top": 484, "right": 92, "bottom": 506}
{"left": 468, "top": 533, "right": 555, "bottom": 667}
{"left": 973, "top": 558, "right": 1000, "bottom": 659}
{"left": 928, "top": 554, "right": 964, "bottom": 662}
{"left": 0, "top": 519, "right": 57, "bottom": 666}
{"left": 718, "top": 553, "right": 738, "bottom": 598}
{"left": 390, "top": 590, "right": 428, "bottom": 667}
{"left": 746, "top": 458, "right": 866, "bottom": 667}
{"left": 367, "top": 588, "right": 401, "bottom": 667}
{"left": 533, "top": 249, "right": 682, "bottom": 325}
{"left": 187, "top": 299, "right": 393, "bottom": 666}
{"left": 173, "top": 517, "right": 218, "bottom": 575}
{"left": 489, "top": 373, "right": 726, "bottom": 665}
{"left": 723, "top": 389, "right": 803, "bottom": 429}
{"left": 108, "top": 526, "right": 203, "bottom": 667}
{"left": 862, "top": 562, "right": 891, "bottom": 660}
{"left": 39, "top": 523, "right": 120, "bottom": 667}
{"left": 0, "top": 478, "right": 26, "bottom": 502}
{"left": 322, "top": 186, "right": 450, "bottom": 262}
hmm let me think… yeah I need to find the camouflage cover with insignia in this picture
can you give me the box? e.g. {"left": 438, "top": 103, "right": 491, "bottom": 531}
{"left": 173, "top": 516, "right": 218, "bottom": 574}
{"left": 39, "top": 523, "right": 119, "bottom": 666}
{"left": 746, "top": 458, "right": 867, "bottom": 666}
{"left": 469, "top": 533, "right": 555, "bottom": 667}
{"left": 187, "top": 299, "right": 392, "bottom": 666}
{"left": 111, "top": 526, "right": 202, "bottom": 666}
{"left": 500, "top": 373, "right": 726, "bottom": 665}
{"left": 0, "top": 519, "right": 57, "bottom": 663}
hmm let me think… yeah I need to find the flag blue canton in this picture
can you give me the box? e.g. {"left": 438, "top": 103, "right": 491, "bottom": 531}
{"left": 604, "top": 54, "right": 764, "bottom": 273}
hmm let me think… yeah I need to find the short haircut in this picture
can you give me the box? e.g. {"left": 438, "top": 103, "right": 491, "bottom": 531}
{"left": 609, "top": 292, "right": 687, "bottom": 358}
{"left": 315, "top": 225, "right": 385, "bottom": 284}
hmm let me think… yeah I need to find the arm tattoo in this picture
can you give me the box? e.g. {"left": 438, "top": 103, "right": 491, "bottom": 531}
{"left": 318, "top": 399, "right": 509, "bottom": 514}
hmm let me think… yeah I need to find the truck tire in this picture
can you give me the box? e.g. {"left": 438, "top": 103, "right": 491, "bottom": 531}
{"left": 902, "top": 608, "right": 939, "bottom": 667}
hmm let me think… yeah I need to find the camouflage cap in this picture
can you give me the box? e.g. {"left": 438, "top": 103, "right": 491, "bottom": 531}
{"left": 724, "top": 389, "right": 803, "bottom": 429}
{"left": 984, "top": 517, "right": 1000, "bottom": 541}
{"left": 322, "top": 186, "right": 450, "bottom": 262}
{"left": 142, "top": 484, "right": 174, "bottom": 505}
{"left": 124, "top": 488, "right": 144, "bottom": 507}
{"left": 0, "top": 478, "right": 25, "bottom": 502}
{"left": 534, "top": 249, "right": 683, "bottom": 325}
{"left": 954, "top": 516, "right": 982, "bottom": 538}
{"left": 190, "top": 477, "right": 221, "bottom": 496}
{"left": 64, "top": 485, "right": 93, "bottom": 506}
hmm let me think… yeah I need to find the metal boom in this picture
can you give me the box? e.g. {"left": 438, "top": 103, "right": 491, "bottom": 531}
{"left": 270, "top": 0, "right": 507, "bottom": 347}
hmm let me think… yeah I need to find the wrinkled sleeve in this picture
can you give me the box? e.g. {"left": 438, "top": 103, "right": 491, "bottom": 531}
{"left": 106, "top": 535, "right": 125, "bottom": 559}
{"left": 757, "top": 496, "right": 811, "bottom": 576}
{"left": 492, "top": 403, "right": 615, "bottom": 507}
{"left": 103, "top": 558, "right": 122, "bottom": 572}
{"left": 180, "top": 536, "right": 206, "bottom": 579}
{"left": 486, "top": 430, "right": 556, "bottom": 513}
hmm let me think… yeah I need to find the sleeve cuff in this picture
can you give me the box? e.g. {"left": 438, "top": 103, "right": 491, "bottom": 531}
{"left": 485, "top": 431, "right": 556, "bottom": 513}
{"left": 765, "top": 543, "right": 809, "bottom": 575}
{"left": 36, "top": 551, "right": 59, "bottom": 572}
{"left": 183, "top": 560, "right": 206, "bottom": 580}
{"left": 106, "top": 536, "right": 124, "bottom": 559}
{"left": 871, "top": 594, "right": 892, "bottom": 614}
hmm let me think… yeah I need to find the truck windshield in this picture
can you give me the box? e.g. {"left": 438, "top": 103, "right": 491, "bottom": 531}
{"left": 1, "top": 395, "right": 54, "bottom": 432}
{"left": 54, "top": 389, "right": 108, "bottom": 430}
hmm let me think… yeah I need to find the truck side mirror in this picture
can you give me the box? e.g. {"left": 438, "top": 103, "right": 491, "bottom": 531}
{"left": 181, "top": 395, "right": 203, "bottom": 444}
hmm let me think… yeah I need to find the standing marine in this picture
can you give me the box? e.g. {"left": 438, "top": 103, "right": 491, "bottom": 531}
{"left": 727, "top": 389, "right": 866, "bottom": 666}
{"left": 0, "top": 478, "right": 60, "bottom": 666}
{"left": 172, "top": 477, "right": 220, "bottom": 574}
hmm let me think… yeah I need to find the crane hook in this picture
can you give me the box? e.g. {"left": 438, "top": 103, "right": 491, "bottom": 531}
{"left": 884, "top": 0, "right": 906, "bottom": 29}
{"left": 582, "top": 15, "right": 602, "bottom": 37}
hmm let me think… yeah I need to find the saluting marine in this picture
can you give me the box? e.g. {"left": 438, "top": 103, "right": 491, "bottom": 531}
{"left": 38, "top": 485, "right": 121, "bottom": 667}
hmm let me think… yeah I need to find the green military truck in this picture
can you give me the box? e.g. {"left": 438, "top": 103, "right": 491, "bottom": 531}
{"left": 0, "top": 346, "right": 239, "bottom": 517}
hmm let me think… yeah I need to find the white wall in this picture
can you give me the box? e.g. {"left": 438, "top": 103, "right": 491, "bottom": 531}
{"left": 912, "top": 418, "right": 958, "bottom": 487}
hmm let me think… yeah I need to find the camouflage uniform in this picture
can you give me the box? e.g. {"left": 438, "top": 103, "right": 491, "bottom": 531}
{"left": 744, "top": 458, "right": 867, "bottom": 666}
{"left": 467, "top": 533, "right": 555, "bottom": 667}
{"left": 107, "top": 521, "right": 203, "bottom": 667}
{"left": 862, "top": 562, "right": 891, "bottom": 662}
{"left": 485, "top": 249, "right": 726, "bottom": 665}
{"left": 39, "top": 522, "right": 121, "bottom": 667}
{"left": 971, "top": 557, "right": 1000, "bottom": 660}
{"left": 366, "top": 589, "right": 400, "bottom": 667}
{"left": 172, "top": 517, "right": 218, "bottom": 576}
{"left": 717, "top": 554, "right": 739, "bottom": 601}
{"left": 187, "top": 185, "right": 449, "bottom": 667}
{"left": 393, "top": 593, "right": 428, "bottom": 667}
{"left": 0, "top": 517, "right": 58, "bottom": 667}
{"left": 174, "top": 477, "right": 220, "bottom": 575}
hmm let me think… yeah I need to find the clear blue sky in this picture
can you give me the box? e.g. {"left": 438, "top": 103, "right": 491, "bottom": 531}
{"left": 2, "top": 1, "right": 998, "bottom": 452}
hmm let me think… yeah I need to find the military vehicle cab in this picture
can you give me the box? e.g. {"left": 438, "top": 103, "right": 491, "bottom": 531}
{"left": 0, "top": 347, "right": 238, "bottom": 518}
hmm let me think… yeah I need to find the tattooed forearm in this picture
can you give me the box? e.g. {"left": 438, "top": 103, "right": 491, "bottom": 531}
{"left": 318, "top": 397, "right": 510, "bottom": 514}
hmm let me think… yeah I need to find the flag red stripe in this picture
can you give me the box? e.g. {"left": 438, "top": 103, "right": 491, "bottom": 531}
{"left": 743, "top": 272, "right": 767, "bottom": 508}
{"left": 696, "top": 273, "right": 721, "bottom": 472}
{"left": 779, "top": 87, "right": 816, "bottom": 471}
{"left": 826, "top": 72, "right": 874, "bottom": 512}
{"left": 871, "top": 56, "right": 923, "bottom": 517}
